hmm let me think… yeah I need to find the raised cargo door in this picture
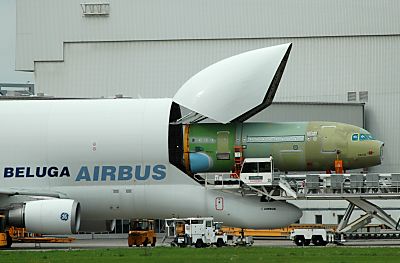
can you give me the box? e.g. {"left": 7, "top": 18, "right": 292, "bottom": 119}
{"left": 173, "top": 44, "right": 292, "bottom": 123}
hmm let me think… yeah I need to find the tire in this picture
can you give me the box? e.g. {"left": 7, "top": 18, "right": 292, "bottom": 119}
{"left": 312, "top": 236, "right": 327, "bottom": 246}
{"left": 294, "top": 236, "right": 306, "bottom": 246}
{"left": 5, "top": 233, "right": 12, "bottom": 248}
{"left": 304, "top": 239, "right": 311, "bottom": 246}
{"left": 128, "top": 244, "right": 133, "bottom": 247}
{"left": 195, "top": 239, "right": 204, "bottom": 248}
{"left": 143, "top": 239, "right": 148, "bottom": 247}
{"left": 216, "top": 238, "right": 225, "bottom": 247}
{"left": 151, "top": 237, "right": 156, "bottom": 247}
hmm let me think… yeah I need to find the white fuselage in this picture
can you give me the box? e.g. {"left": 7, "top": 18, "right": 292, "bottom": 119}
{"left": 0, "top": 99, "right": 301, "bottom": 230}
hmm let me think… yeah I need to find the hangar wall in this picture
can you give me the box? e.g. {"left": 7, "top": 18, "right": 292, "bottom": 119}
{"left": 16, "top": 0, "right": 400, "bottom": 71}
{"left": 16, "top": 0, "right": 400, "bottom": 173}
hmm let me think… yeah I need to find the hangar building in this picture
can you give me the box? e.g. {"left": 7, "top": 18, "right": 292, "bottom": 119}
{"left": 15, "top": 0, "right": 400, "bottom": 227}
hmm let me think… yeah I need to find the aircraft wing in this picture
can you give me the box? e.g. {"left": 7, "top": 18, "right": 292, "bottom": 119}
{"left": 173, "top": 43, "right": 292, "bottom": 124}
{"left": 0, "top": 187, "right": 62, "bottom": 198}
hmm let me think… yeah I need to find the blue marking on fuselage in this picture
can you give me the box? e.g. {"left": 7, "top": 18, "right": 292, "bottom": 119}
{"left": 3, "top": 164, "right": 167, "bottom": 181}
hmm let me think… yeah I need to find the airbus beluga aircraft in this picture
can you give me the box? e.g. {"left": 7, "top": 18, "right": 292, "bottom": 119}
{"left": 0, "top": 44, "right": 304, "bottom": 243}
{"left": 0, "top": 43, "right": 384, "bottom": 245}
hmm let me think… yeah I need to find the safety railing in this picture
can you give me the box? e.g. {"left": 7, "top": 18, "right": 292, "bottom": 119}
{"left": 200, "top": 173, "right": 242, "bottom": 189}
{"left": 291, "top": 174, "right": 400, "bottom": 196}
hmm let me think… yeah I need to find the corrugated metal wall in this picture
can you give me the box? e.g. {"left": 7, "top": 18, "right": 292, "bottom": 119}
{"left": 16, "top": 0, "right": 400, "bottom": 70}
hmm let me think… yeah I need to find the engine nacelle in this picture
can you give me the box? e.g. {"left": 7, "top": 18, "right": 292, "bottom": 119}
{"left": 8, "top": 199, "right": 81, "bottom": 234}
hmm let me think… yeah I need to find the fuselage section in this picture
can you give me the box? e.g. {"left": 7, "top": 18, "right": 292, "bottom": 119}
{"left": 185, "top": 122, "right": 383, "bottom": 173}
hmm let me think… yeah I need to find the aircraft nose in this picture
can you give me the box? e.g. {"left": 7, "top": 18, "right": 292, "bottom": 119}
{"left": 268, "top": 201, "right": 302, "bottom": 228}
{"left": 364, "top": 140, "right": 384, "bottom": 166}
{"left": 284, "top": 202, "right": 303, "bottom": 225}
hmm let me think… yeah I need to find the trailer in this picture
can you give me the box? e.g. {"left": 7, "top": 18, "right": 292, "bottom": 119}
{"left": 8, "top": 227, "right": 75, "bottom": 244}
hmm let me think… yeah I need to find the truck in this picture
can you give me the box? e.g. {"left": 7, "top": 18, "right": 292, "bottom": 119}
{"left": 290, "top": 228, "right": 338, "bottom": 246}
{"left": 166, "top": 217, "right": 228, "bottom": 248}
{"left": 128, "top": 219, "right": 156, "bottom": 247}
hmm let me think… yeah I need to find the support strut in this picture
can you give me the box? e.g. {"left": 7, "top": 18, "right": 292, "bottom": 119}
{"left": 337, "top": 197, "right": 398, "bottom": 233}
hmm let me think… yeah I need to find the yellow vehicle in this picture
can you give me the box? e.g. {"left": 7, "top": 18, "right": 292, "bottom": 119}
{"left": 0, "top": 215, "right": 11, "bottom": 248}
{"left": 8, "top": 226, "right": 75, "bottom": 244}
{"left": 128, "top": 219, "right": 156, "bottom": 247}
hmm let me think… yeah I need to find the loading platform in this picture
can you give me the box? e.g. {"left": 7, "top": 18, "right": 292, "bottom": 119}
{"left": 199, "top": 171, "right": 400, "bottom": 235}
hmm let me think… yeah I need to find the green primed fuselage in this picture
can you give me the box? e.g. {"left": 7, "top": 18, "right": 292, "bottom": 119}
{"left": 186, "top": 122, "right": 383, "bottom": 172}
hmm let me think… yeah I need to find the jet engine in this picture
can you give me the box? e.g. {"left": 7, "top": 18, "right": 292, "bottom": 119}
{"left": 7, "top": 199, "right": 80, "bottom": 234}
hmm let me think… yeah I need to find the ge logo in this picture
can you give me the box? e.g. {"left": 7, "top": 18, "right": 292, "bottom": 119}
{"left": 60, "top": 212, "right": 69, "bottom": 221}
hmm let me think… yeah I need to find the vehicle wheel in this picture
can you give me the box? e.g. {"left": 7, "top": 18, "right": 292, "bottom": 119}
{"left": 294, "top": 236, "right": 306, "bottom": 246}
{"left": 136, "top": 244, "right": 140, "bottom": 247}
{"left": 312, "top": 236, "right": 326, "bottom": 246}
{"left": 304, "top": 239, "right": 311, "bottom": 246}
{"left": 5, "top": 233, "right": 12, "bottom": 248}
{"left": 151, "top": 237, "right": 156, "bottom": 247}
{"left": 143, "top": 239, "right": 148, "bottom": 247}
{"left": 128, "top": 244, "right": 133, "bottom": 247}
{"left": 195, "top": 239, "right": 204, "bottom": 248}
{"left": 216, "top": 238, "right": 225, "bottom": 247}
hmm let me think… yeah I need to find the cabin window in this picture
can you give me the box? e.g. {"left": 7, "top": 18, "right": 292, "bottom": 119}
{"left": 259, "top": 162, "right": 271, "bottom": 173}
{"left": 242, "top": 163, "right": 258, "bottom": 173}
